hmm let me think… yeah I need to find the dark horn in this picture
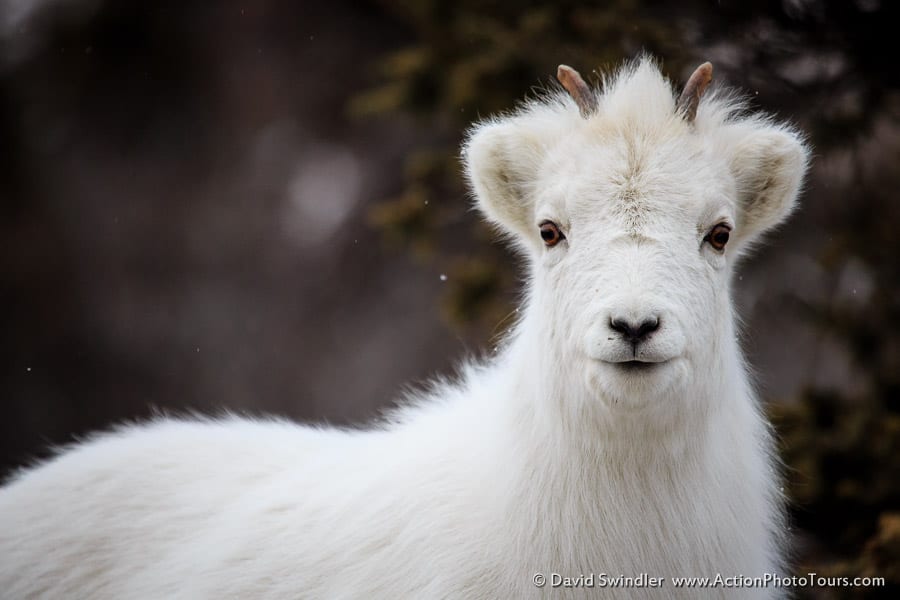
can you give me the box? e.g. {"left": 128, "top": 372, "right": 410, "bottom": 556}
{"left": 676, "top": 62, "right": 713, "bottom": 122}
{"left": 557, "top": 65, "right": 598, "bottom": 118}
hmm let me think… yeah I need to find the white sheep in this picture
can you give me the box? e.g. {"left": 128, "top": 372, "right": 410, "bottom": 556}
{"left": 0, "top": 58, "right": 809, "bottom": 599}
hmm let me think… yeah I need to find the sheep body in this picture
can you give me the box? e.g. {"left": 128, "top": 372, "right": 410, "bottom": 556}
{"left": 0, "top": 363, "right": 774, "bottom": 599}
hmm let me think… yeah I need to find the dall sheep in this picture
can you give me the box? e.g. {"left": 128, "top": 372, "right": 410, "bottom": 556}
{"left": 0, "top": 57, "right": 809, "bottom": 599}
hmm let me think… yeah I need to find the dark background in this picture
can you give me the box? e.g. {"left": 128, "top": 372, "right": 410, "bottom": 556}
{"left": 1, "top": 1, "right": 897, "bottom": 596}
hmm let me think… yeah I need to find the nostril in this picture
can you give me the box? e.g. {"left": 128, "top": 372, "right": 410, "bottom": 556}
{"left": 609, "top": 316, "right": 660, "bottom": 342}
{"left": 636, "top": 317, "right": 660, "bottom": 338}
{"left": 609, "top": 317, "right": 631, "bottom": 337}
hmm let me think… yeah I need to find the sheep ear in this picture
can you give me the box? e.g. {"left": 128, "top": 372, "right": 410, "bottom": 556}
{"left": 464, "top": 120, "right": 541, "bottom": 243}
{"left": 728, "top": 124, "right": 810, "bottom": 247}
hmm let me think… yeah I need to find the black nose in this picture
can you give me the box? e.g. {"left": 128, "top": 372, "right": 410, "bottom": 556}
{"left": 609, "top": 316, "right": 660, "bottom": 343}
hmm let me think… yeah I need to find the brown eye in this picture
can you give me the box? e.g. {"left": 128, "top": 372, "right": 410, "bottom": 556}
{"left": 539, "top": 221, "right": 565, "bottom": 247}
{"left": 705, "top": 223, "right": 731, "bottom": 251}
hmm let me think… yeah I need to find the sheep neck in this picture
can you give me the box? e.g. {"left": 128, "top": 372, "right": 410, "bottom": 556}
{"left": 496, "top": 299, "right": 749, "bottom": 466}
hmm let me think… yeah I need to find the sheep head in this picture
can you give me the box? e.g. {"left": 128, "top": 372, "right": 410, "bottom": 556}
{"left": 464, "top": 58, "right": 809, "bottom": 411}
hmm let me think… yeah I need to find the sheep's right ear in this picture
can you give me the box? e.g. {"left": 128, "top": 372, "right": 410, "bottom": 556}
{"left": 463, "top": 119, "right": 541, "bottom": 243}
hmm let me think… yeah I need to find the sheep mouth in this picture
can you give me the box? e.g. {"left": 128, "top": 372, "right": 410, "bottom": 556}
{"left": 606, "top": 360, "right": 667, "bottom": 372}
{"left": 618, "top": 360, "right": 656, "bottom": 369}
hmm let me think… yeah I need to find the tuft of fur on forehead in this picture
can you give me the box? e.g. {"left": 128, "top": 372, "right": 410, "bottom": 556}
{"left": 593, "top": 59, "right": 749, "bottom": 134}
{"left": 474, "top": 57, "right": 749, "bottom": 161}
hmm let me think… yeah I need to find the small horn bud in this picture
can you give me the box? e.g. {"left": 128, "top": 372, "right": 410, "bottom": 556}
{"left": 557, "top": 64, "right": 598, "bottom": 119}
{"left": 676, "top": 62, "right": 713, "bottom": 122}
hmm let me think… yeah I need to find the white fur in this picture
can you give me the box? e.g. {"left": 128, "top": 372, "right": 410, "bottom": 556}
{"left": 0, "top": 58, "right": 809, "bottom": 599}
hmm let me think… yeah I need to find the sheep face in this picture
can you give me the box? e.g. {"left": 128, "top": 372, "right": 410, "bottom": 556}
{"left": 528, "top": 137, "right": 734, "bottom": 410}
{"left": 465, "top": 61, "right": 808, "bottom": 412}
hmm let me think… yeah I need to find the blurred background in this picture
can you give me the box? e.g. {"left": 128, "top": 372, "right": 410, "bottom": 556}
{"left": 1, "top": 0, "right": 897, "bottom": 596}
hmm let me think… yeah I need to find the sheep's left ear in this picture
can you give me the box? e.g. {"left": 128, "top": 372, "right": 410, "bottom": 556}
{"left": 727, "top": 123, "right": 810, "bottom": 248}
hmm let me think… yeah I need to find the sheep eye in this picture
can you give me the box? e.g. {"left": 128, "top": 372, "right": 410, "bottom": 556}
{"left": 539, "top": 221, "right": 565, "bottom": 247}
{"left": 705, "top": 223, "right": 731, "bottom": 251}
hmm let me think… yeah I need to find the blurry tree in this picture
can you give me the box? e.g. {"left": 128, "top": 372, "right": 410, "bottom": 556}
{"left": 357, "top": 0, "right": 900, "bottom": 596}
